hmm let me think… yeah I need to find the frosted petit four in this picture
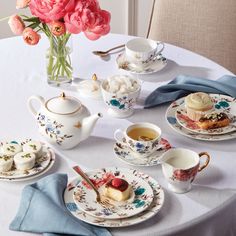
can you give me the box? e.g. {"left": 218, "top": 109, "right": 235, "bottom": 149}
{"left": 0, "top": 155, "right": 13, "bottom": 172}
{"left": 1, "top": 143, "right": 22, "bottom": 156}
{"left": 23, "top": 141, "right": 43, "bottom": 159}
{"left": 104, "top": 178, "right": 132, "bottom": 202}
{"left": 14, "top": 152, "right": 36, "bottom": 171}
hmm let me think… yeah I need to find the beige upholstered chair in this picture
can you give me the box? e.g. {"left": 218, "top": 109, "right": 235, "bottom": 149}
{"left": 148, "top": 0, "right": 236, "bottom": 74}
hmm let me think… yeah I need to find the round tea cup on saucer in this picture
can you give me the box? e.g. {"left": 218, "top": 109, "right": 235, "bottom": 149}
{"left": 159, "top": 148, "right": 210, "bottom": 193}
{"left": 101, "top": 75, "right": 141, "bottom": 118}
{"left": 114, "top": 122, "right": 162, "bottom": 158}
{"left": 125, "top": 38, "right": 165, "bottom": 69}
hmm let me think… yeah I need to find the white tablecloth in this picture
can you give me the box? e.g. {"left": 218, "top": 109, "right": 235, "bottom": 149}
{"left": 0, "top": 33, "right": 236, "bottom": 236}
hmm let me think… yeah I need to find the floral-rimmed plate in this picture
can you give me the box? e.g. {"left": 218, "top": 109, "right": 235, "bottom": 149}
{"left": 0, "top": 140, "right": 55, "bottom": 181}
{"left": 116, "top": 52, "right": 167, "bottom": 75}
{"left": 64, "top": 168, "right": 164, "bottom": 227}
{"left": 113, "top": 138, "right": 171, "bottom": 166}
{"left": 73, "top": 167, "right": 154, "bottom": 219}
{"left": 176, "top": 103, "right": 236, "bottom": 135}
{"left": 166, "top": 94, "right": 236, "bottom": 141}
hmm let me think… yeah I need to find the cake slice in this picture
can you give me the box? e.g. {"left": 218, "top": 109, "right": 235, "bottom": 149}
{"left": 103, "top": 178, "right": 131, "bottom": 202}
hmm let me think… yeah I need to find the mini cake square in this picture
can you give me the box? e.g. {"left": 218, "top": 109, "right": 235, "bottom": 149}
{"left": 0, "top": 155, "right": 13, "bottom": 172}
{"left": 1, "top": 143, "right": 22, "bottom": 156}
{"left": 23, "top": 141, "right": 43, "bottom": 159}
{"left": 14, "top": 152, "right": 36, "bottom": 171}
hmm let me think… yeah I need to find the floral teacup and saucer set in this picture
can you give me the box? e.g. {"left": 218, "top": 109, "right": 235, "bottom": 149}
{"left": 116, "top": 38, "right": 167, "bottom": 74}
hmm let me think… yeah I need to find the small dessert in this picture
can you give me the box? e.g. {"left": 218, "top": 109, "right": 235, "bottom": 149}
{"left": 185, "top": 92, "right": 213, "bottom": 121}
{"left": 0, "top": 155, "right": 13, "bottom": 172}
{"left": 14, "top": 152, "right": 36, "bottom": 171}
{"left": 104, "top": 178, "right": 132, "bottom": 201}
{"left": 1, "top": 143, "right": 22, "bottom": 156}
{"left": 197, "top": 112, "right": 230, "bottom": 130}
{"left": 23, "top": 141, "right": 43, "bottom": 159}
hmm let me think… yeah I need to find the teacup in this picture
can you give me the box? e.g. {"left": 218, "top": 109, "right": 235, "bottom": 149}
{"left": 114, "top": 122, "right": 162, "bottom": 158}
{"left": 125, "top": 38, "right": 165, "bottom": 68}
{"left": 160, "top": 148, "right": 210, "bottom": 193}
{"left": 101, "top": 75, "right": 141, "bottom": 118}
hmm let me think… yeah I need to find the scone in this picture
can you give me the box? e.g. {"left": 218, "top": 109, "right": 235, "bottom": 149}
{"left": 197, "top": 112, "right": 230, "bottom": 129}
{"left": 1, "top": 143, "right": 22, "bottom": 156}
{"left": 0, "top": 155, "right": 13, "bottom": 172}
{"left": 185, "top": 92, "right": 213, "bottom": 121}
{"left": 104, "top": 178, "right": 132, "bottom": 202}
{"left": 14, "top": 152, "right": 36, "bottom": 171}
{"left": 23, "top": 141, "right": 43, "bottom": 159}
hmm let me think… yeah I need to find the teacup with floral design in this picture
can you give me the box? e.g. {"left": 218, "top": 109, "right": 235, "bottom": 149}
{"left": 160, "top": 148, "right": 210, "bottom": 193}
{"left": 114, "top": 122, "right": 162, "bottom": 158}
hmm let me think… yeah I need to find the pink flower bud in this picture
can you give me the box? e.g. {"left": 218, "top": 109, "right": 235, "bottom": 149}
{"left": 8, "top": 15, "right": 25, "bottom": 35}
{"left": 22, "top": 27, "right": 41, "bottom": 45}
{"left": 49, "top": 21, "right": 66, "bottom": 36}
{"left": 16, "top": 0, "right": 31, "bottom": 9}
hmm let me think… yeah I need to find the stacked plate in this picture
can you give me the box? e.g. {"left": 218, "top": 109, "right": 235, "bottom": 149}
{"left": 166, "top": 94, "right": 236, "bottom": 141}
{"left": 64, "top": 167, "right": 164, "bottom": 227}
{"left": 0, "top": 140, "right": 55, "bottom": 181}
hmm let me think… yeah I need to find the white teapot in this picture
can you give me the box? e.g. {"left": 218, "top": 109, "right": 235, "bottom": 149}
{"left": 28, "top": 92, "right": 102, "bottom": 149}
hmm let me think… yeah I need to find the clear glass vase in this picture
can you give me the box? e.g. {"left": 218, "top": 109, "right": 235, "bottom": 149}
{"left": 46, "top": 34, "right": 73, "bottom": 86}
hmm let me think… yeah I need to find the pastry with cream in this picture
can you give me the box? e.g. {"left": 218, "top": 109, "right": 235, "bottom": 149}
{"left": 14, "top": 152, "right": 36, "bottom": 171}
{"left": 0, "top": 155, "right": 13, "bottom": 172}
{"left": 104, "top": 178, "right": 132, "bottom": 202}
{"left": 1, "top": 143, "right": 22, "bottom": 156}
{"left": 197, "top": 112, "right": 230, "bottom": 129}
{"left": 185, "top": 92, "right": 213, "bottom": 121}
{"left": 23, "top": 141, "right": 43, "bottom": 159}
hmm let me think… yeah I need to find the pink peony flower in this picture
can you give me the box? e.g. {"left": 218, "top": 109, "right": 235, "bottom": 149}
{"left": 8, "top": 15, "right": 25, "bottom": 35}
{"left": 49, "top": 21, "right": 66, "bottom": 36}
{"left": 29, "top": 0, "right": 74, "bottom": 22}
{"left": 83, "top": 9, "right": 111, "bottom": 40}
{"left": 16, "top": 0, "right": 31, "bottom": 9}
{"left": 22, "top": 27, "right": 41, "bottom": 45}
{"left": 64, "top": 11, "right": 85, "bottom": 34}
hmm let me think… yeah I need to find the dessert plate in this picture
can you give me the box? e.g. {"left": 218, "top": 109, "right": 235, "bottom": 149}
{"left": 114, "top": 138, "right": 171, "bottom": 166}
{"left": 166, "top": 94, "right": 236, "bottom": 141}
{"left": 176, "top": 104, "right": 236, "bottom": 135}
{"left": 73, "top": 167, "right": 154, "bottom": 219}
{"left": 116, "top": 52, "right": 167, "bottom": 75}
{"left": 64, "top": 169, "right": 164, "bottom": 227}
{"left": 0, "top": 140, "right": 55, "bottom": 181}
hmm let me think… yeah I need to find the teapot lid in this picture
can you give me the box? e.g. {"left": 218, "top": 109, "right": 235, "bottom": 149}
{"left": 45, "top": 92, "right": 81, "bottom": 115}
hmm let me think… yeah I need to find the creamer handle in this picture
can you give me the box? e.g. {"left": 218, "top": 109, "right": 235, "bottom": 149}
{"left": 27, "top": 95, "right": 45, "bottom": 117}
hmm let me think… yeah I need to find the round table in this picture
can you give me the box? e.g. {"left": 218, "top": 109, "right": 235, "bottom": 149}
{"left": 0, "top": 33, "right": 236, "bottom": 236}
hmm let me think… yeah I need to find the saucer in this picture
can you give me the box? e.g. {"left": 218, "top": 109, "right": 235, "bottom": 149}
{"left": 114, "top": 138, "right": 171, "bottom": 166}
{"left": 64, "top": 168, "right": 164, "bottom": 227}
{"left": 166, "top": 94, "right": 236, "bottom": 141}
{"left": 116, "top": 52, "right": 167, "bottom": 75}
{"left": 176, "top": 104, "right": 236, "bottom": 135}
{"left": 73, "top": 167, "right": 154, "bottom": 219}
{"left": 0, "top": 140, "right": 55, "bottom": 181}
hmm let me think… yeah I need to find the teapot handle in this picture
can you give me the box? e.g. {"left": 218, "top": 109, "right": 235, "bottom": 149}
{"left": 28, "top": 95, "right": 45, "bottom": 117}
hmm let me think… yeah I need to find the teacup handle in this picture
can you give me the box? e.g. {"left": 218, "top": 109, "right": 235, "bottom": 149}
{"left": 198, "top": 152, "right": 210, "bottom": 172}
{"left": 114, "top": 129, "right": 125, "bottom": 143}
{"left": 156, "top": 41, "right": 165, "bottom": 55}
{"left": 28, "top": 95, "right": 45, "bottom": 117}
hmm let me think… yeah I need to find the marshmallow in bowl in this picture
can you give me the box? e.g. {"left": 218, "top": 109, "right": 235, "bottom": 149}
{"left": 23, "top": 141, "right": 43, "bottom": 159}
{"left": 14, "top": 152, "right": 36, "bottom": 171}
{"left": 103, "top": 75, "right": 139, "bottom": 94}
{"left": 1, "top": 143, "right": 22, "bottom": 156}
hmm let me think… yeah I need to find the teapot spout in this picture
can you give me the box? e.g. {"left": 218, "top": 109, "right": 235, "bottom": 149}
{"left": 81, "top": 113, "right": 103, "bottom": 141}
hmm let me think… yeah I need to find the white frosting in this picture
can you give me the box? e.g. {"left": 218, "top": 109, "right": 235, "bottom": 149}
{"left": 77, "top": 80, "right": 102, "bottom": 99}
{"left": 1, "top": 143, "right": 22, "bottom": 156}
{"left": 14, "top": 152, "right": 36, "bottom": 171}
{"left": 23, "top": 141, "right": 43, "bottom": 159}
{"left": 0, "top": 155, "right": 13, "bottom": 172}
{"left": 185, "top": 92, "right": 213, "bottom": 110}
{"left": 103, "top": 75, "right": 140, "bottom": 94}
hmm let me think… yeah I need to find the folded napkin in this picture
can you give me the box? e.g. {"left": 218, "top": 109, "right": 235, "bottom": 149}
{"left": 10, "top": 173, "right": 111, "bottom": 236}
{"left": 144, "top": 74, "right": 236, "bottom": 108}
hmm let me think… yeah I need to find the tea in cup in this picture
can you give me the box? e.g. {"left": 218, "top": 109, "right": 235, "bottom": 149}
{"left": 160, "top": 148, "right": 210, "bottom": 193}
{"left": 125, "top": 38, "right": 165, "bottom": 68}
{"left": 114, "top": 123, "right": 162, "bottom": 158}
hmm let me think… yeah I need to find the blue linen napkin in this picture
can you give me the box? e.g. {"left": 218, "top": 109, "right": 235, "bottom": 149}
{"left": 9, "top": 173, "right": 111, "bottom": 236}
{"left": 144, "top": 75, "right": 236, "bottom": 108}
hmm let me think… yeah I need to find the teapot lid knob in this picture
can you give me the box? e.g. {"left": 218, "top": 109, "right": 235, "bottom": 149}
{"left": 60, "top": 92, "right": 66, "bottom": 99}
